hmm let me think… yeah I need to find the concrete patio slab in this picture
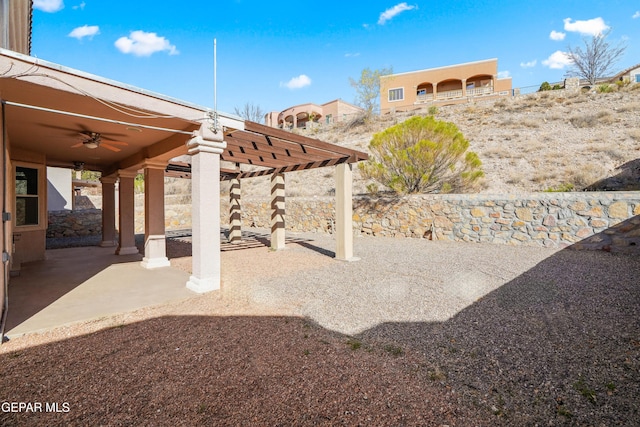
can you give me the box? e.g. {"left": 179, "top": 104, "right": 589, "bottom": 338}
{"left": 5, "top": 245, "right": 194, "bottom": 338}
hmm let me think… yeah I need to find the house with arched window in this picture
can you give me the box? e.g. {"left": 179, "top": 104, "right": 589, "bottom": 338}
{"left": 380, "top": 59, "right": 512, "bottom": 113}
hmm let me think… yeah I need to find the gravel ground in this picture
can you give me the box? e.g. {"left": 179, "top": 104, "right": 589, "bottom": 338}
{"left": 1, "top": 231, "right": 639, "bottom": 426}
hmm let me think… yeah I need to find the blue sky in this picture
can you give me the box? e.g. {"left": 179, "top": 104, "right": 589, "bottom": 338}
{"left": 31, "top": 0, "right": 640, "bottom": 116}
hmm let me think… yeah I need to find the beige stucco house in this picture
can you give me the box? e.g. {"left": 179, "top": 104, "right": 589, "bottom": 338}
{"left": 611, "top": 63, "right": 640, "bottom": 84}
{"left": 380, "top": 58, "right": 512, "bottom": 113}
{"left": 0, "top": 1, "right": 367, "bottom": 336}
{"left": 265, "top": 99, "right": 363, "bottom": 129}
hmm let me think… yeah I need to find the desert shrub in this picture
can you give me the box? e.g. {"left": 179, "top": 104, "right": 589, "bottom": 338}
{"left": 359, "top": 116, "right": 483, "bottom": 194}
{"left": 564, "top": 164, "right": 605, "bottom": 189}
{"left": 428, "top": 106, "right": 438, "bottom": 115}
{"left": 569, "top": 110, "right": 613, "bottom": 128}
{"left": 539, "top": 81, "right": 552, "bottom": 91}
{"left": 552, "top": 84, "right": 563, "bottom": 90}
{"left": 544, "top": 183, "right": 575, "bottom": 192}
{"left": 617, "top": 102, "right": 640, "bottom": 113}
{"left": 597, "top": 84, "right": 614, "bottom": 93}
{"left": 627, "top": 129, "right": 640, "bottom": 141}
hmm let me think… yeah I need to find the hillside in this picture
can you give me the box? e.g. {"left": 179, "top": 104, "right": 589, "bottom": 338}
{"left": 233, "top": 86, "right": 640, "bottom": 199}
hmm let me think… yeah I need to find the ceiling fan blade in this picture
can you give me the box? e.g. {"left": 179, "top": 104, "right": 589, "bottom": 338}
{"left": 101, "top": 144, "right": 121, "bottom": 152}
{"left": 103, "top": 140, "right": 128, "bottom": 146}
{"left": 101, "top": 132, "right": 129, "bottom": 140}
{"left": 70, "top": 142, "right": 84, "bottom": 148}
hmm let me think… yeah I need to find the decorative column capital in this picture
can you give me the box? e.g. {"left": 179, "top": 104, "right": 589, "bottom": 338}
{"left": 141, "top": 159, "right": 168, "bottom": 170}
{"left": 187, "top": 122, "right": 227, "bottom": 155}
{"left": 100, "top": 176, "right": 117, "bottom": 185}
{"left": 117, "top": 169, "right": 138, "bottom": 179}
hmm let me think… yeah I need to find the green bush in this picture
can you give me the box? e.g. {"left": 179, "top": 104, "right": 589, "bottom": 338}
{"left": 428, "top": 106, "right": 438, "bottom": 115}
{"left": 597, "top": 84, "right": 613, "bottom": 93}
{"left": 539, "top": 81, "right": 552, "bottom": 91}
{"left": 359, "top": 116, "right": 484, "bottom": 194}
{"left": 544, "top": 183, "right": 575, "bottom": 192}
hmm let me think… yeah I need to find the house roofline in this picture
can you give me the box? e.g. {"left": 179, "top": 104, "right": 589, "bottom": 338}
{"left": 381, "top": 58, "right": 500, "bottom": 79}
{"left": 0, "top": 48, "right": 242, "bottom": 122}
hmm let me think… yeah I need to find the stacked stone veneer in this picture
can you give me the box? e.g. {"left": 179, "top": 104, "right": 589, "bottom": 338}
{"left": 48, "top": 191, "right": 640, "bottom": 253}
{"left": 221, "top": 192, "right": 640, "bottom": 253}
{"left": 47, "top": 209, "right": 103, "bottom": 238}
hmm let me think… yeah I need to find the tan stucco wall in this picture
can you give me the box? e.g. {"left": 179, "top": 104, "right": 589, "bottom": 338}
{"left": 380, "top": 59, "right": 512, "bottom": 113}
{"left": 10, "top": 149, "right": 48, "bottom": 269}
{"left": 266, "top": 100, "right": 364, "bottom": 128}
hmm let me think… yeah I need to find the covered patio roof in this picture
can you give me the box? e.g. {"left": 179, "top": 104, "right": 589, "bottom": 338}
{"left": 1, "top": 48, "right": 367, "bottom": 179}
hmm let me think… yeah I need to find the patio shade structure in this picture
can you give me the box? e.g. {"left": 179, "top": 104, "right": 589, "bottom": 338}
{"left": 0, "top": 47, "right": 368, "bottom": 303}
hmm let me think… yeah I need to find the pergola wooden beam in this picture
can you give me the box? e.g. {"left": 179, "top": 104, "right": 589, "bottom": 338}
{"left": 242, "top": 121, "right": 368, "bottom": 161}
{"left": 219, "top": 156, "right": 352, "bottom": 181}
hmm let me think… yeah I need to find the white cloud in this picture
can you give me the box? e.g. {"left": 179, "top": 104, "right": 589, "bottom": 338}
{"left": 72, "top": 1, "right": 86, "bottom": 10}
{"left": 520, "top": 60, "right": 537, "bottom": 68}
{"left": 115, "top": 31, "right": 179, "bottom": 57}
{"left": 280, "top": 74, "right": 312, "bottom": 90}
{"left": 68, "top": 25, "right": 100, "bottom": 40}
{"left": 33, "top": 0, "right": 64, "bottom": 12}
{"left": 378, "top": 3, "right": 416, "bottom": 25}
{"left": 497, "top": 71, "right": 511, "bottom": 79}
{"left": 549, "top": 30, "right": 565, "bottom": 41}
{"left": 633, "top": 11, "right": 640, "bottom": 19}
{"left": 563, "top": 17, "right": 609, "bottom": 36}
{"left": 344, "top": 52, "right": 361, "bottom": 58}
{"left": 542, "top": 50, "right": 572, "bottom": 69}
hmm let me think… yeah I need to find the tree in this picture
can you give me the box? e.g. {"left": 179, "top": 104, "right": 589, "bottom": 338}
{"left": 359, "top": 116, "right": 484, "bottom": 194}
{"left": 233, "top": 102, "right": 265, "bottom": 123}
{"left": 349, "top": 66, "right": 393, "bottom": 117}
{"left": 566, "top": 30, "right": 626, "bottom": 86}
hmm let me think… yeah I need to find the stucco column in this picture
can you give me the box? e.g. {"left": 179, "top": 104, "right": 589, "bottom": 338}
{"left": 186, "top": 124, "right": 226, "bottom": 293}
{"left": 433, "top": 82, "right": 439, "bottom": 100}
{"left": 335, "top": 163, "right": 357, "bottom": 261}
{"left": 462, "top": 78, "right": 468, "bottom": 97}
{"left": 141, "top": 161, "right": 170, "bottom": 269}
{"left": 116, "top": 170, "right": 139, "bottom": 255}
{"left": 229, "top": 176, "right": 242, "bottom": 243}
{"left": 270, "top": 172, "right": 286, "bottom": 250}
{"left": 99, "top": 176, "right": 117, "bottom": 247}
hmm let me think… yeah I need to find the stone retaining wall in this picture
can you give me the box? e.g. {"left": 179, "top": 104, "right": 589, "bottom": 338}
{"left": 222, "top": 192, "right": 640, "bottom": 253}
{"left": 48, "top": 192, "right": 640, "bottom": 253}
{"left": 47, "top": 209, "right": 103, "bottom": 238}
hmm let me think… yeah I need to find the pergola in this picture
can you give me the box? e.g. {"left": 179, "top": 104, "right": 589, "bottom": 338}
{"left": 165, "top": 120, "right": 368, "bottom": 293}
{"left": 0, "top": 47, "right": 368, "bottom": 297}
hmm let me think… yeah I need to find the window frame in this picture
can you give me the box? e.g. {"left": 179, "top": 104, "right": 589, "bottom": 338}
{"left": 13, "top": 162, "right": 47, "bottom": 232}
{"left": 388, "top": 87, "right": 405, "bottom": 102}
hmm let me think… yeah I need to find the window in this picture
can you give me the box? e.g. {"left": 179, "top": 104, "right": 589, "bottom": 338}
{"left": 636, "top": 74, "right": 640, "bottom": 83}
{"left": 15, "top": 166, "right": 40, "bottom": 226}
{"left": 388, "top": 88, "right": 404, "bottom": 102}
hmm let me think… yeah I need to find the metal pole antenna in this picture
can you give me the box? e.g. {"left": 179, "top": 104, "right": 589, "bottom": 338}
{"left": 213, "top": 38, "right": 219, "bottom": 132}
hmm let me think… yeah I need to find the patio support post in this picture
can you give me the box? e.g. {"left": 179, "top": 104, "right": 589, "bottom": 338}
{"left": 270, "top": 172, "right": 286, "bottom": 250}
{"left": 186, "top": 124, "right": 226, "bottom": 293}
{"left": 433, "top": 82, "right": 439, "bottom": 100}
{"left": 462, "top": 78, "right": 467, "bottom": 98}
{"left": 141, "top": 161, "right": 170, "bottom": 269}
{"left": 115, "top": 170, "right": 139, "bottom": 255}
{"left": 99, "top": 176, "right": 117, "bottom": 247}
{"left": 229, "top": 175, "right": 242, "bottom": 243}
{"left": 335, "top": 162, "right": 357, "bottom": 261}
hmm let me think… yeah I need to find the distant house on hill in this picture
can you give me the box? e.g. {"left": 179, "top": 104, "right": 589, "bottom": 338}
{"left": 265, "top": 99, "right": 363, "bottom": 129}
{"left": 379, "top": 58, "right": 512, "bottom": 113}
{"left": 610, "top": 64, "right": 640, "bottom": 84}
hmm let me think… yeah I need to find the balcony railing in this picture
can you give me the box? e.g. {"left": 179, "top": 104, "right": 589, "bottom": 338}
{"left": 416, "top": 93, "right": 434, "bottom": 102}
{"left": 415, "top": 86, "right": 495, "bottom": 103}
{"left": 467, "top": 86, "right": 493, "bottom": 96}
{"left": 437, "top": 89, "right": 463, "bottom": 100}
